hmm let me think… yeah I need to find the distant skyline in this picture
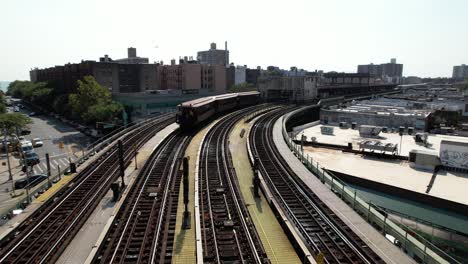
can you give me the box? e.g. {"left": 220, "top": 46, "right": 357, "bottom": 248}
{"left": 1, "top": 0, "right": 467, "bottom": 81}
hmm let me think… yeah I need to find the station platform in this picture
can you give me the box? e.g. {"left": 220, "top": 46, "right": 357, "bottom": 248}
{"left": 172, "top": 123, "right": 215, "bottom": 264}
{"left": 274, "top": 117, "right": 414, "bottom": 264}
{"left": 229, "top": 118, "right": 301, "bottom": 264}
{"left": 57, "top": 123, "right": 179, "bottom": 264}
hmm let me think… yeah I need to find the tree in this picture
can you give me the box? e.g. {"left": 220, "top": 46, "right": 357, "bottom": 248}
{"left": 229, "top": 82, "right": 256, "bottom": 93}
{"left": 0, "top": 113, "right": 32, "bottom": 134}
{"left": 0, "top": 92, "right": 6, "bottom": 114}
{"left": 83, "top": 102, "right": 123, "bottom": 123}
{"left": 68, "top": 76, "right": 123, "bottom": 124}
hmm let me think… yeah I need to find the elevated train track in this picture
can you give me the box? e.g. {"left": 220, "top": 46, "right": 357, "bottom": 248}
{"left": 198, "top": 106, "right": 269, "bottom": 264}
{"left": 250, "top": 109, "right": 384, "bottom": 264}
{"left": 92, "top": 132, "right": 191, "bottom": 264}
{"left": 0, "top": 114, "right": 175, "bottom": 263}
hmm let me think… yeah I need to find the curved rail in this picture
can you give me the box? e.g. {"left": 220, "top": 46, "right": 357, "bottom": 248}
{"left": 0, "top": 114, "right": 175, "bottom": 263}
{"left": 198, "top": 107, "right": 268, "bottom": 264}
{"left": 250, "top": 109, "right": 384, "bottom": 264}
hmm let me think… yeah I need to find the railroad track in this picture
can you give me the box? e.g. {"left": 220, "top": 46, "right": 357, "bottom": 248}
{"left": 198, "top": 107, "right": 269, "bottom": 264}
{"left": 0, "top": 114, "right": 175, "bottom": 264}
{"left": 250, "top": 109, "right": 384, "bottom": 264}
{"left": 92, "top": 131, "right": 191, "bottom": 263}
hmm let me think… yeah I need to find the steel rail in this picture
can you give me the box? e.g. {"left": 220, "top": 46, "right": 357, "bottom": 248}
{"left": 199, "top": 107, "right": 268, "bottom": 264}
{"left": 0, "top": 114, "right": 174, "bottom": 263}
{"left": 250, "top": 109, "right": 383, "bottom": 264}
{"left": 92, "top": 132, "right": 191, "bottom": 264}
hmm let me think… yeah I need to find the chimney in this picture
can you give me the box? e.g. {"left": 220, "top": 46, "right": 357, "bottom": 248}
{"left": 210, "top": 42, "right": 216, "bottom": 50}
{"left": 128, "top": 47, "right": 137, "bottom": 58}
{"left": 225, "top": 41, "right": 228, "bottom": 66}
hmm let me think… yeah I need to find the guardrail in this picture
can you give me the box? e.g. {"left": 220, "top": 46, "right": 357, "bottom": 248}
{"left": 281, "top": 106, "right": 459, "bottom": 264}
{"left": 0, "top": 113, "right": 174, "bottom": 225}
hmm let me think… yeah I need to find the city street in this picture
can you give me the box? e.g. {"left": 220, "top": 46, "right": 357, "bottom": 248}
{"left": 0, "top": 107, "right": 89, "bottom": 214}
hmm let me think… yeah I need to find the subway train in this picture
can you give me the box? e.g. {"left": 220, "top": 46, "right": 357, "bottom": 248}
{"left": 176, "top": 91, "right": 260, "bottom": 129}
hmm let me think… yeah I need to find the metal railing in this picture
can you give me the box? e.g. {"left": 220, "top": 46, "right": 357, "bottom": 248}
{"left": 0, "top": 113, "right": 173, "bottom": 224}
{"left": 280, "top": 107, "right": 458, "bottom": 264}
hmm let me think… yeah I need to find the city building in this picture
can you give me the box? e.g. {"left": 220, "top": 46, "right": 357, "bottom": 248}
{"left": 258, "top": 75, "right": 319, "bottom": 103}
{"left": 245, "top": 67, "right": 260, "bottom": 86}
{"left": 358, "top": 58, "right": 403, "bottom": 84}
{"left": 258, "top": 72, "right": 396, "bottom": 102}
{"left": 113, "top": 47, "right": 149, "bottom": 64}
{"left": 234, "top": 65, "right": 246, "bottom": 85}
{"left": 30, "top": 48, "right": 157, "bottom": 94}
{"left": 197, "top": 42, "right": 229, "bottom": 65}
{"left": 452, "top": 64, "right": 468, "bottom": 80}
{"left": 156, "top": 60, "right": 226, "bottom": 93}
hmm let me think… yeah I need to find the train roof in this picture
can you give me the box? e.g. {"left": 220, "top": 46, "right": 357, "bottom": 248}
{"left": 178, "top": 91, "right": 260, "bottom": 108}
{"left": 237, "top": 91, "right": 260, "bottom": 96}
{"left": 179, "top": 96, "right": 216, "bottom": 107}
{"left": 214, "top": 93, "right": 238, "bottom": 100}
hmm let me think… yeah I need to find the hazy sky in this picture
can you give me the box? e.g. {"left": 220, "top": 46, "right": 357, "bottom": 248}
{"left": 1, "top": 0, "right": 467, "bottom": 80}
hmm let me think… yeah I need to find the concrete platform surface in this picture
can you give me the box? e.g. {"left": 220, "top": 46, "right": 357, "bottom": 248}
{"left": 230, "top": 118, "right": 301, "bottom": 264}
{"left": 275, "top": 117, "right": 415, "bottom": 264}
{"left": 172, "top": 123, "right": 214, "bottom": 264}
{"left": 58, "top": 123, "right": 179, "bottom": 264}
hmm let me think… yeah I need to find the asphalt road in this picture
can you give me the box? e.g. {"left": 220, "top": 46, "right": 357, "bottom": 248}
{"left": 0, "top": 107, "right": 90, "bottom": 216}
{"left": 20, "top": 108, "right": 90, "bottom": 175}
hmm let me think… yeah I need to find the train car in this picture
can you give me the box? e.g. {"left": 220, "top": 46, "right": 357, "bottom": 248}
{"left": 177, "top": 91, "right": 261, "bottom": 129}
{"left": 176, "top": 96, "right": 216, "bottom": 128}
{"left": 237, "top": 91, "right": 260, "bottom": 107}
{"left": 214, "top": 93, "right": 238, "bottom": 112}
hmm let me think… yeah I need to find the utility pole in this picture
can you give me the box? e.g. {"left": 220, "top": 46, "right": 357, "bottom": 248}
{"left": 182, "top": 157, "right": 190, "bottom": 229}
{"left": 25, "top": 165, "right": 31, "bottom": 204}
{"left": 118, "top": 140, "right": 125, "bottom": 188}
{"left": 46, "top": 153, "right": 51, "bottom": 188}
{"left": 3, "top": 127, "right": 13, "bottom": 181}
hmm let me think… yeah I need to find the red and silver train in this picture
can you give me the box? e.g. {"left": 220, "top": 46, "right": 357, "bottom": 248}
{"left": 176, "top": 91, "right": 260, "bottom": 128}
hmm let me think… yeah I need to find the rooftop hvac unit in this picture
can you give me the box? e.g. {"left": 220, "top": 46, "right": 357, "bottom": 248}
{"left": 321, "top": 126, "right": 334, "bottom": 135}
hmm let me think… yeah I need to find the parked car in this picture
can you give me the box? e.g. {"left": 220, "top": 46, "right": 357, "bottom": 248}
{"left": 32, "top": 138, "right": 43, "bottom": 147}
{"left": 14, "top": 174, "right": 47, "bottom": 189}
{"left": 20, "top": 129, "right": 31, "bottom": 135}
{"left": 21, "top": 144, "right": 34, "bottom": 153}
{"left": 23, "top": 152, "right": 40, "bottom": 166}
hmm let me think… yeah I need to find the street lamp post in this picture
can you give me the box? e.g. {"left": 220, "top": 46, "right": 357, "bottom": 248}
{"left": 2, "top": 127, "right": 13, "bottom": 182}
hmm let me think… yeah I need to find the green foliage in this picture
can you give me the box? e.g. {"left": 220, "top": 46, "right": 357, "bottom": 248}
{"left": 229, "top": 82, "right": 256, "bottom": 93}
{"left": 83, "top": 102, "right": 123, "bottom": 123}
{"left": 0, "top": 92, "right": 6, "bottom": 114}
{"left": 0, "top": 113, "right": 32, "bottom": 133}
{"left": 69, "top": 76, "right": 123, "bottom": 124}
{"left": 8, "top": 76, "right": 123, "bottom": 125}
{"left": 7, "top": 81, "right": 53, "bottom": 110}
{"left": 52, "top": 94, "right": 70, "bottom": 116}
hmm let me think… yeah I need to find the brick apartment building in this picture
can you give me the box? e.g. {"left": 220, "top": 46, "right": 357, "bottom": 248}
{"left": 30, "top": 48, "right": 157, "bottom": 94}
{"left": 156, "top": 59, "right": 226, "bottom": 93}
